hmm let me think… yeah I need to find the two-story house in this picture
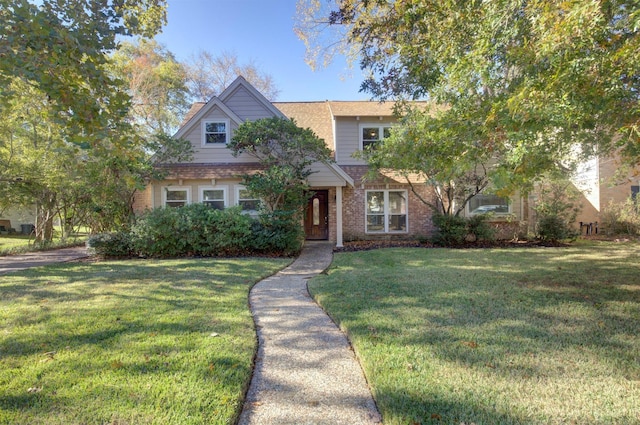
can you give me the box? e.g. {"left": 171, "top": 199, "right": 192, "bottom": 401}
{"left": 132, "top": 76, "right": 637, "bottom": 245}
{"left": 133, "top": 76, "right": 441, "bottom": 247}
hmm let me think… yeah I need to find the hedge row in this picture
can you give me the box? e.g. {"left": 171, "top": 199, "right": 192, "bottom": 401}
{"left": 87, "top": 204, "right": 304, "bottom": 258}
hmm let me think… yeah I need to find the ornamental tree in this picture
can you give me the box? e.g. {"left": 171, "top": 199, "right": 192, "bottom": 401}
{"left": 229, "top": 117, "right": 331, "bottom": 215}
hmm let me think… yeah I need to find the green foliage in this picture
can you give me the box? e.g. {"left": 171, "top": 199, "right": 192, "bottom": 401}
{"left": 252, "top": 211, "right": 305, "bottom": 256}
{"left": 300, "top": 0, "right": 640, "bottom": 190}
{"left": 534, "top": 177, "right": 581, "bottom": 242}
{"left": 128, "top": 204, "right": 300, "bottom": 257}
{"left": 0, "top": 0, "right": 167, "bottom": 142}
{"left": 600, "top": 198, "right": 640, "bottom": 236}
{"left": 86, "top": 232, "right": 133, "bottom": 258}
{"left": 431, "top": 214, "right": 468, "bottom": 246}
{"left": 432, "top": 213, "right": 496, "bottom": 246}
{"left": 230, "top": 117, "right": 331, "bottom": 227}
{"left": 466, "top": 214, "right": 496, "bottom": 243}
{"left": 111, "top": 39, "right": 190, "bottom": 137}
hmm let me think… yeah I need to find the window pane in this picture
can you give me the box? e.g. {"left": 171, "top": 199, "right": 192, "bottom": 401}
{"left": 204, "top": 200, "right": 225, "bottom": 210}
{"left": 388, "top": 191, "right": 406, "bottom": 214}
{"left": 383, "top": 127, "right": 391, "bottom": 138}
{"left": 367, "top": 192, "right": 384, "bottom": 213}
{"left": 362, "top": 127, "right": 379, "bottom": 141}
{"left": 239, "top": 199, "right": 259, "bottom": 211}
{"left": 367, "top": 215, "right": 385, "bottom": 232}
{"left": 203, "top": 190, "right": 224, "bottom": 201}
{"left": 167, "top": 190, "right": 187, "bottom": 201}
{"left": 206, "top": 133, "right": 226, "bottom": 144}
{"left": 206, "top": 122, "right": 225, "bottom": 132}
{"left": 469, "top": 194, "right": 509, "bottom": 214}
{"left": 313, "top": 198, "right": 320, "bottom": 225}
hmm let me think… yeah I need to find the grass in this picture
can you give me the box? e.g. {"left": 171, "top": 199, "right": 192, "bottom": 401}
{"left": 0, "top": 257, "right": 290, "bottom": 425}
{"left": 0, "top": 233, "right": 86, "bottom": 256}
{"left": 308, "top": 241, "right": 640, "bottom": 425}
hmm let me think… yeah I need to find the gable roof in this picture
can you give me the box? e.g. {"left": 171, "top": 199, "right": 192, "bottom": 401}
{"left": 174, "top": 97, "right": 243, "bottom": 139}
{"left": 219, "top": 76, "right": 287, "bottom": 119}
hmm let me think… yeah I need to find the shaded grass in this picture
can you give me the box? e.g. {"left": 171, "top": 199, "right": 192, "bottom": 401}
{"left": 0, "top": 257, "right": 289, "bottom": 424}
{"left": 309, "top": 241, "right": 640, "bottom": 425}
{"left": 0, "top": 234, "right": 86, "bottom": 256}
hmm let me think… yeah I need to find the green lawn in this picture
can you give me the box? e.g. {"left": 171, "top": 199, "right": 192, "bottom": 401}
{"left": 0, "top": 257, "right": 289, "bottom": 425}
{"left": 0, "top": 233, "right": 86, "bottom": 256}
{"left": 309, "top": 241, "right": 640, "bottom": 425}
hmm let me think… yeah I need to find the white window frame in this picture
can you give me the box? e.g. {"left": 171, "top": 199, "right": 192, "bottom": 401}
{"left": 199, "top": 185, "right": 228, "bottom": 210}
{"left": 235, "top": 186, "right": 260, "bottom": 217}
{"left": 467, "top": 194, "right": 511, "bottom": 216}
{"left": 163, "top": 186, "right": 191, "bottom": 208}
{"left": 202, "top": 119, "right": 230, "bottom": 146}
{"left": 365, "top": 189, "right": 408, "bottom": 234}
{"left": 359, "top": 124, "right": 392, "bottom": 151}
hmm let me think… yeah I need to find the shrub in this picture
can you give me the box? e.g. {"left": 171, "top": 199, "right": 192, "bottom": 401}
{"left": 431, "top": 214, "right": 468, "bottom": 246}
{"left": 600, "top": 198, "right": 640, "bottom": 236}
{"left": 533, "top": 177, "right": 581, "bottom": 242}
{"left": 86, "top": 232, "right": 133, "bottom": 257}
{"left": 466, "top": 214, "right": 496, "bottom": 242}
{"left": 251, "top": 211, "right": 304, "bottom": 255}
{"left": 537, "top": 214, "right": 578, "bottom": 242}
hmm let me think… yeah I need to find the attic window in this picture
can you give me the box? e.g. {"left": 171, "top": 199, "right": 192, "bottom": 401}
{"left": 203, "top": 120, "right": 229, "bottom": 145}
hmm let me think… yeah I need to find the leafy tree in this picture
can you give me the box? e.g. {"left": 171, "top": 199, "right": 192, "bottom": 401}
{"left": 0, "top": 0, "right": 167, "bottom": 144}
{"left": 297, "top": 0, "right": 640, "bottom": 193}
{"left": 229, "top": 117, "right": 331, "bottom": 215}
{"left": 111, "top": 39, "right": 190, "bottom": 137}
{"left": 185, "top": 50, "right": 280, "bottom": 101}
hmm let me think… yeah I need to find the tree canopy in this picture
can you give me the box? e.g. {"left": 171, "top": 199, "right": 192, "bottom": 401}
{"left": 297, "top": 0, "right": 640, "bottom": 196}
{"left": 229, "top": 117, "right": 331, "bottom": 214}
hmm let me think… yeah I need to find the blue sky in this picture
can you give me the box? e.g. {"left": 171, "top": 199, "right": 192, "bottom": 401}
{"left": 155, "top": 0, "right": 369, "bottom": 101}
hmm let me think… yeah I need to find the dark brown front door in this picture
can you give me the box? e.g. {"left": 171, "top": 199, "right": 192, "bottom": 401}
{"left": 304, "top": 190, "right": 329, "bottom": 240}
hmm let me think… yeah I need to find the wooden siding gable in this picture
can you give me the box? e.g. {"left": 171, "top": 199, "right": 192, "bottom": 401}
{"left": 219, "top": 76, "right": 286, "bottom": 120}
{"left": 174, "top": 97, "right": 243, "bottom": 140}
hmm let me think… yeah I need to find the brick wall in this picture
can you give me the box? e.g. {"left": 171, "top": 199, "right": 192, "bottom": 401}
{"left": 341, "top": 183, "right": 436, "bottom": 241}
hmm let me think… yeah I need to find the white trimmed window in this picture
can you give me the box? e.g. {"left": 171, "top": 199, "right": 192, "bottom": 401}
{"left": 366, "top": 190, "right": 408, "bottom": 233}
{"left": 236, "top": 186, "right": 260, "bottom": 217}
{"left": 468, "top": 194, "right": 510, "bottom": 215}
{"left": 202, "top": 120, "right": 229, "bottom": 145}
{"left": 164, "top": 187, "right": 190, "bottom": 208}
{"left": 200, "top": 186, "right": 227, "bottom": 210}
{"left": 360, "top": 124, "right": 392, "bottom": 151}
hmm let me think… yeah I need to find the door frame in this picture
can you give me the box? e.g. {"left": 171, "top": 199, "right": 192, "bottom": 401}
{"left": 304, "top": 190, "right": 329, "bottom": 240}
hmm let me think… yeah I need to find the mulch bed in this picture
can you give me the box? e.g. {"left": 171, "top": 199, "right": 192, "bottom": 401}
{"left": 334, "top": 239, "right": 570, "bottom": 252}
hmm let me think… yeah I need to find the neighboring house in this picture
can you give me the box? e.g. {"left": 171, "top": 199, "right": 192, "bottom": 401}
{"left": 133, "top": 76, "right": 633, "bottom": 245}
{"left": 0, "top": 206, "right": 36, "bottom": 234}
{"left": 570, "top": 154, "right": 639, "bottom": 233}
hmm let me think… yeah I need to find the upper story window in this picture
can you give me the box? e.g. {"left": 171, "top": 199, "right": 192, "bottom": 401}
{"left": 361, "top": 124, "right": 392, "bottom": 151}
{"left": 164, "top": 187, "right": 190, "bottom": 208}
{"left": 202, "top": 120, "right": 229, "bottom": 145}
{"left": 200, "top": 187, "right": 227, "bottom": 210}
{"left": 468, "top": 194, "right": 510, "bottom": 216}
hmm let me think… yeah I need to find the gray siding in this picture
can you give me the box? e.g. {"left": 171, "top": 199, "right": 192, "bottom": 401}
{"left": 224, "top": 86, "right": 276, "bottom": 121}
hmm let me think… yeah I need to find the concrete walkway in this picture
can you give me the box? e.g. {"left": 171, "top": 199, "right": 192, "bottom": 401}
{"left": 0, "top": 246, "right": 88, "bottom": 275}
{"left": 238, "top": 241, "right": 382, "bottom": 425}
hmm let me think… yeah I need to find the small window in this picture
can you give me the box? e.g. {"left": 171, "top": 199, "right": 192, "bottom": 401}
{"left": 164, "top": 188, "right": 189, "bottom": 208}
{"left": 468, "top": 194, "right": 510, "bottom": 215}
{"left": 237, "top": 187, "right": 260, "bottom": 217}
{"left": 361, "top": 124, "right": 392, "bottom": 150}
{"left": 203, "top": 120, "right": 228, "bottom": 145}
{"left": 201, "top": 189, "right": 226, "bottom": 210}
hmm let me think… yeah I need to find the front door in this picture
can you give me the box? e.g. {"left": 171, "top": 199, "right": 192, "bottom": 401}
{"left": 304, "top": 190, "right": 329, "bottom": 240}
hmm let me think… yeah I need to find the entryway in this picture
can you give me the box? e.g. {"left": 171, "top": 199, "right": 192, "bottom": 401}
{"left": 304, "top": 190, "right": 329, "bottom": 240}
